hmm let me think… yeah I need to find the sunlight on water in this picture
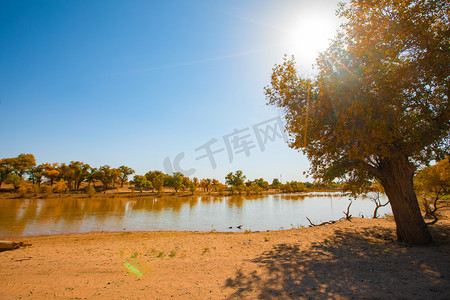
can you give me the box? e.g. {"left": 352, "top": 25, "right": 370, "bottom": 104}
{"left": 0, "top": 193, "right": 391, "bottom": 237}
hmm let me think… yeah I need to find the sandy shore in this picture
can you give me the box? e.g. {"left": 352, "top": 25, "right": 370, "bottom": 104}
{"left": 1, "top": 205, "right": 449, "bottom": 299}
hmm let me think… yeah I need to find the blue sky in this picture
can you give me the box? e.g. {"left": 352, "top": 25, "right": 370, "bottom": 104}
{"left": 0, "top": 0, "right": 344, "bottom": 183}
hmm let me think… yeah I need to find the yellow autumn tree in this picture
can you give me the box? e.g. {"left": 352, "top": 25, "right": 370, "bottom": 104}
{"left": 265, "top": 0, "right": 449, "bottom": 244}
{"left": 415, "top": 157, "right": 450, "bottom": 223}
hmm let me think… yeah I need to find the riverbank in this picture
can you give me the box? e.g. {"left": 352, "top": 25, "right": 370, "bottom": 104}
{"left": 1, "top": 203, "right": 449, "bottom": 299}
{"left": 0, "top": 183, "right": 342, "bottom": 200}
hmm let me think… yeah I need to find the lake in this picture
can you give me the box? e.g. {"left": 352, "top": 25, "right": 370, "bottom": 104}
{"left": 0, "top": 192, "right": 391, "bottom": 237}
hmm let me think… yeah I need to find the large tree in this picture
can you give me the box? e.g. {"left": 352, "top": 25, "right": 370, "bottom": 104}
{"left": 225, "top": 170, "right": 246, "bottom": 188}
{"left": 0, "top": 159, "right": 13, "bottom": 188}
{"left": 118, "top": 165, "right": 135, "bottom": 187}
{"left": 96, "top": 165, "right": 117, "bottom": 191}
{"left": 145, "top": 170, "right": 167, "bottom": 193}
{"left": 27, "top": 163, "right": 45, "bottom": 186}
{"left": 58, "top": 163, "right": 75, "bottom": 191}
{"left": 8, "top": 153, "right": 36, "bottom": 178}
{"left": 42, "top": 163, "right": 59, "bottom": 186}
{"left": 165, "top": 172, "right": 185, "bottom": 192}
{"left": 265, "top": 0, "right": 449, "bottom": 244}
{"left": 68, "top": 161, "right": 91, "bottom": 190}
{"left": 131, "top": 175, "right": 152, "bottom": 193}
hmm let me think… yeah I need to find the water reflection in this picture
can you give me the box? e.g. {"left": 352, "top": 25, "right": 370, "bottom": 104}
{"left": 0, "top": 193, "right": 391, "bottom": 237}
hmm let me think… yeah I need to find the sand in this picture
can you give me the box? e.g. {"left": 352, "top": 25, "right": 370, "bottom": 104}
{"left": 1, "top": 205, "right": 449, "bottom": 299}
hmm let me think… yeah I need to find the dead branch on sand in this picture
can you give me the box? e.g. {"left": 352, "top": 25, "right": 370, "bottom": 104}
{"left": 0, "top": 241, "right": 32, "bottom": 252}
{"left": 369, "top": 192, "right": 390, "bottom": 219}
{"left": 306, "top": 200, "right": 353, "bottom": 227}
{"left": 423, "top": 194, "right": 440, "bottom": 225}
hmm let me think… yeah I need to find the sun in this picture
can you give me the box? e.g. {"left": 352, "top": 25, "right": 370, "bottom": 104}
{"left": 283, "top": 14, "right": 337, "bottom": 63}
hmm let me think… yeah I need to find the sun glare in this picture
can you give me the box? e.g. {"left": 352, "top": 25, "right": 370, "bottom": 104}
{"left": 283, "top": 14, "right": 337, "bottom": 63}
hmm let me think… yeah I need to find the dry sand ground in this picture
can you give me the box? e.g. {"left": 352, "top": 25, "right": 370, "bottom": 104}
{"left": 1, "top": 205, "right": 449, "bottom": 299}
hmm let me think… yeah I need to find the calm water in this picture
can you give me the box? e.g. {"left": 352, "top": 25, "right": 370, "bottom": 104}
{"left": 0, "top": 192, "right": 391, "bottom": 237}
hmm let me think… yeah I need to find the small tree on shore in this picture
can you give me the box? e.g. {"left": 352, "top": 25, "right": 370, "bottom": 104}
{"left": 54, "top": 180, "right": 67, "bottom": 197}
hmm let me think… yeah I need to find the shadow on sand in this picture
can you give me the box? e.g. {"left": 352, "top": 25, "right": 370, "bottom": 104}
{"left": 225, "top": 224, "right": 450, "bottom": 299}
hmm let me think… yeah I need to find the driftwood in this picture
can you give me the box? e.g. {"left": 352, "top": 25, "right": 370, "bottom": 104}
{"left": 424, "top": 195, "right": 440, "bottom": 225}
{"left": 369, "top": 192, "right": 390, "bottom": 219}
{"left": 0, "top": 241, "right": 31, "bottom": 252}
{"left": 306, "top": 200, "right": 353, "bottom": 227}
{"left": 343, "top": 200, "right": 353, "bottom": 221}
{"left": 306, "top": 217, "right": 337, "bottom": 227}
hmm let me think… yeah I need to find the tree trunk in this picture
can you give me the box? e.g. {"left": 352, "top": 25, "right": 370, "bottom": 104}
{"left": 378, "top": 156, "right": 432, "bottom": 245}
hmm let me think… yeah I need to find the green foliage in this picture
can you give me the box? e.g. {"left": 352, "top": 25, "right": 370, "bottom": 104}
{"left": 189, "top": 181, "right": 196, "bottom": 194}
{"left": 5, "top": 173, "right": 23, "bottom": 190}
{"left": 58, "top": 163, "right": 75, "bottom": 190}
{"left": 249, "top": 182, "right": 262, "bottom": 194}
{"left": 281, "top": 181, "right": 306, "bottom": 193}
{"left": 27, "top": 164, "right": 45, "bottom": 186}
{"left": 10, "top": 154, "right": 36, "bottom": 178}
{"left": 225, "top": 170, "right": 246, "bottom": 188}
{"left": 271, "top": 178, "right": 281, "bottom": 189}
{"left": 145, "top": 171, "right": 167, "bottom": 193}
{"left": 0, "top": 154, "right": 35, "bottom": 187}
{"left": 62, "top": 161, "right": 91, "bottom": 190}
{"left": 246, "top": 178, "right": 269, "bottom": 190}
{"left": 229, "top": 186, "right": 236, "bottom": 195}
{"left": 118, "top": 165, "right": 134, "bottom": 187}
{"left": 217, "top": 186, "right": 224, "bottom": 195}
{"left": 165, "top": 172, "right": 184, "bottom": 192}
{"left": 131, "top": 175, "right": 152, "bottom": 193}
{"left": 181, "top": 176, "right": 192, "bottom": 191}
{"left": 0, "top": 159, "right": 13, "bottom": 187}
{"left": 95, "top": 165, "right": 118, "bottom": 191}
{"left": 200, "top": 178, "right": 212, "bottom": 191}
{"left": 85, "top": 167, "right": 98, "bottom": 187}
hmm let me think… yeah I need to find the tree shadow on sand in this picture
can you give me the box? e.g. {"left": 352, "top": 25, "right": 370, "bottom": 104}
{"left": 225, "top": 224, "right": 450, "bottom": 299}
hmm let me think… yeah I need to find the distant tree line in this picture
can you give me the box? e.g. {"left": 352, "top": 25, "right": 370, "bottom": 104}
{"left": 0, "top": 153, "right": 136, "bottom": 193}
{"left": 0, "top": 153, "right": 367, "bottom": 196}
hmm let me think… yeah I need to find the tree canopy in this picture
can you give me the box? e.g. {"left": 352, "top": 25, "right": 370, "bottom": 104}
{"left": 415, "top": 157, "right": 450, "bottom": 196}
{"left": 265, "top": 0, "right": 449, "bottom": 244}
{"left": 225, "top": 170, "right": 246, "bottom": 188}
